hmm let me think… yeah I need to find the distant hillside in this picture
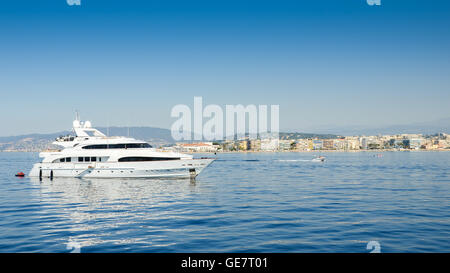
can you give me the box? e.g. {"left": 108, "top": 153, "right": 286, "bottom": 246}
{"left": 0, "top": 132, "right": 69, "bottom": 152}
{"left": 279, "top": 132, "right": 342, "bottom": 140}
{"left": 299, "top": 118, "right": 450, "bottom": 136}
{"left": 0, "top": 127, "right": 344, "bottom": 152}
{"left": 96, "top": 127, "right": 173, "bottom": 143}
{"left": 0, "top": 127, "right": 174, "bottom": 152}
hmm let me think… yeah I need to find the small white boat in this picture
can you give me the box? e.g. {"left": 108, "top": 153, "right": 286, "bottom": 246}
{"left": 312, "top": 156, "right": 325, "bottom": 162}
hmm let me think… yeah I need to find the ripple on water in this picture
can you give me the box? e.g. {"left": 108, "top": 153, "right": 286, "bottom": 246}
{"left": 0, "top": 152, "right": 449, "bottom": 252}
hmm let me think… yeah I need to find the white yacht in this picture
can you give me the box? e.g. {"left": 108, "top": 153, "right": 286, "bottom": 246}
{"left": 29, "top": 119, "right": 215, "bottom": 179}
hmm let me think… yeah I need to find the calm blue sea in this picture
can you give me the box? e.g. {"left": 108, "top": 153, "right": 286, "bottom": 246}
{"left": 0, "top": 151, "right": 449, "bottom": 253}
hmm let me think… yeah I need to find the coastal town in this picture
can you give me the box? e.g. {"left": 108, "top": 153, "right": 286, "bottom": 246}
{"left": 1, "top": 132, "right": 449, "bottom": 153}
{"left": 170, "top": 133, "right": 450, "bottom": 153}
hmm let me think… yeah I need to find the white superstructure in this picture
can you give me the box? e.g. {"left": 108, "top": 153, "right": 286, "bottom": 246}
{"left": 29, "top": 118, "right": 215, "bottom": 179}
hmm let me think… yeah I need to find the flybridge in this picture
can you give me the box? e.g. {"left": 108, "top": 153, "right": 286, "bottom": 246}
{"left": 72, "top": 119, "right": 106, "bottom": 138}
{"left": 53, "top": 118, "right": 112, "bottom": 148}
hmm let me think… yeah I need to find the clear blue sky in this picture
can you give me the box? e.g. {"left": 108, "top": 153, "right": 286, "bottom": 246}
{"left": 1, "top": 0, "right": 450, "bottom": 135}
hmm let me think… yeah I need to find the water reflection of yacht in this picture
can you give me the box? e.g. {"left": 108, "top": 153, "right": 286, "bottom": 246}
{"left": 29, "top": 118, "right": 214, "bottom": 179}
{"left": 28, "top": 177, "right": 200, "bottom": 250}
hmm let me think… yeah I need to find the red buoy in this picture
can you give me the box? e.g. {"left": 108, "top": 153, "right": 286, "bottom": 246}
{"left": 15, "top": 172, "right": 25, "bottom": 177}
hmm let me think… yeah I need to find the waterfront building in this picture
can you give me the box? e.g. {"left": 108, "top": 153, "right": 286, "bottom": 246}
{"left": 322, "top": 139, "right": 335, "bottom": 150}
{"left": 249, "top": 139, "right": 261, "bottom": 151}
{"left": 334, "top": 139, "right": 347, "bottom": 150}
{"left": 175, "top": 142, "right": 219, "bottom": 153}
{"left": 438, "top": 139, "right": 449, "bottom": 149}
{"left": 238, "top": 140, "right": 250, "bottom": 151}
{"left": 260, "top": 138, "right": 279, "bottom": 151}
{"left": 279, "top": 140, "right": 293, "bottom": 151}
{"left": 295, "top": 139, "right": 312, "bottom": 151}
{"left": 312, "top": 139, "right": 323, "bottom": 150}
{"left": 409, "top": 138, "right": 426, "bottom": 150}
{"left": 360, "top": 137, "right": 368, "bottom": 150}
{"left": 221, "top": 140, "right": 237, "bottom": 151}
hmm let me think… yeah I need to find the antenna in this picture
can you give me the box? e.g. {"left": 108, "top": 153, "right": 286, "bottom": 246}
{"left": 106, "top": 119, "right": 110, "bottom": 149}
{"left": 75, "top": 110, "right": 80, "bottom": 121}
{"left": 127, "top": 118, "right": 130, "bottom": 137}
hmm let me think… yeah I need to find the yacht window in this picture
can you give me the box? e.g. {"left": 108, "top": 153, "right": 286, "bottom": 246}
{"left": 118, "top": 157, "right": 180, "bottom": 162}
{"left": 91, "top": 157, "right": 97, "bottom": 162}
{"left": 83, "top": 144, "right": 107, "bottom": 149}
{"left": 59, "top": 158, "right": 66, "bottom": 163}
{"left": 66, "top": 157, "right": 71, "bottom": 162}
{"left": 78, "top": 157, "right": 84, "bottom": 162}
{"left": 125, "top": 143, "right": 138, "bottom": 149}
{"left": 82, "top": 143, "right": 152, "bottom": 149}
{"left": 84, "top": 157, "right": 90, "bottom": 162}
{"left": 125, "top": 143, "right": 152, "bottom": 149}
{"left": 111, "top": 144, "right": 126, "bottom": 149}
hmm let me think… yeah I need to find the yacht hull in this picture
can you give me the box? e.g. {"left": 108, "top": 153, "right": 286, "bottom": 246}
{"left": 29, "top": 158, "right": 215, "bottom": 179}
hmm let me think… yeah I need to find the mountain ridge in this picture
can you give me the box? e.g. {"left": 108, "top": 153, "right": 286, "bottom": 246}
{"left": 284, "top": 118, "right": 450, "bottom": 136}
{"left": 0, "top": 127, "right": 342, "bottom": 151}
{"left": 1, "top": 119, "right": 449, "bottom": 151}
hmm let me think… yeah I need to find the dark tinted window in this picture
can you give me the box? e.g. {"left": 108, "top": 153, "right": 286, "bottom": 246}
{"left": 118, "top": 157, "right": 180, "bottom": 162}
{"left": 111, "top": 144, "right": 126, "bottom": 149}
{"left": 125, "top": 143, "right": 139, "bottom": 148}
{"left": 91, "top": 157, "right": 97, "bottom": 162}
{"left": 82, "top": 143, "right": 152, "bottom": 149}
{"left": 60, "top": 158, "right": 65, "bottom": 162}
{"left": 82, "top": 144, "right": 107, "bottom": 149}
{"left": 78, "top": 157, "right": 84, "bottom": 162}
{"left": 66, "top": 157, "right": 71, "bottom": 162}
{"left": 125, "top": 143, "right": 152, "bottom": 148}
{"left": 85, "top": 157, "right": 90, "bottom": 162}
